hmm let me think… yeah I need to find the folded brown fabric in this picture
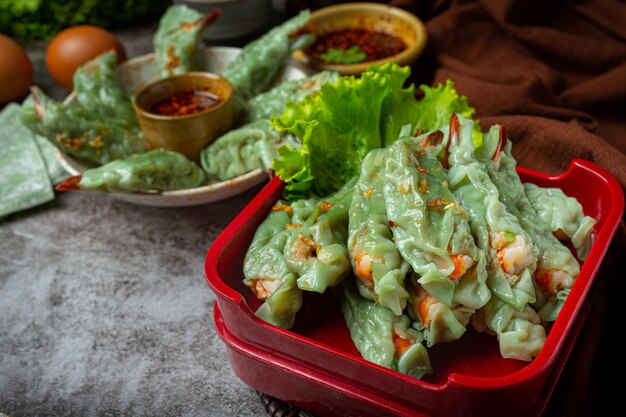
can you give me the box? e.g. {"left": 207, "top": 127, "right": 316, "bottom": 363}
{"left": 422, "top": 0, "right": 626, "bottom": 182}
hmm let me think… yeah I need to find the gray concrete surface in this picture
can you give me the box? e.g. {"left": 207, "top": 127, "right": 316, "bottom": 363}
{"left": 0, "top": 14, "right": 294, "bottom": 417}
{"left": 0, "top": 185, "right": 271, "bottom": 417}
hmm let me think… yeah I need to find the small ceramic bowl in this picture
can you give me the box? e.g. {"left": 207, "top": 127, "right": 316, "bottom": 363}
{"left": 132, "top": 71, "right": 234, "bottom": 162}
{"left": 292, "top": 2, "right": 428, "bottom": 75}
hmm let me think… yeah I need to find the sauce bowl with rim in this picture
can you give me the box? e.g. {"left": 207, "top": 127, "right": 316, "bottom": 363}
{"left": 291, "top": 2, "right": 428, "bottom": 76}
{"left": 132, "top": 71, "right": 235, "bottom": 162}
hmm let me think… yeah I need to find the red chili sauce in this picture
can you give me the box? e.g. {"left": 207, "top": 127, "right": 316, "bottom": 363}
{"left": 306, "top": 28, "right": 407, "bottom": 64}
{"left": 150, "top": 87, "right": 222, "bottom": 116}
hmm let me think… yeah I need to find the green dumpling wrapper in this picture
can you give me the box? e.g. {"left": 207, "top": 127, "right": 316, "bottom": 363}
{"left": 523, "top": 182, "right": 597, "bottom": 261}
{"left": 406, "top": 279, "right": 474, "bottom": 347}
{"left": 241, "top": 70, "right": 339, "bottom": 124}
{"left": 0, "top": 104, "right": 56, "bottom": 218}
{"left": 472, "top": 296, "right": 547, "bottom": 361}
{"left": 72, "top": 50, "right": 137, "bottom": 127}
{"left": 77, "top": 149, "right": 206, "bottom": 192}
{"left": 383, "top": 135, "right": 490, "bottom": 310}
{"left": 200, "top": 119, "right": 300, "bottom": 181}
{"left": 285, "top": 178, "right": 356, "bottom": 293}
{"left": 336, "top": 279, "right": 432, "bottom": 379}
{"left": 348, "top": 148, "right": 410, "bottom": 315}
{"left": 153, "top": 4, "right": 219, "bottom": 78}
{"left": 20, "top": 87, "right": 146, "bottom": 166}
{"left": 243, "top": 199, "right": 317, "bottom": 329}
{"left": 478, "top": 131, "right": 580, "bottom": 322}
{"left": 446, "top": 117, "right": 538, "bottom": 311}
{"left": 222, "top": 9, "right": 314, "bottom": 101}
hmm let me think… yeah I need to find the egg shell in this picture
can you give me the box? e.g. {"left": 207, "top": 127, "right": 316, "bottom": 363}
{"left": 0, "top": 34, "right": 34, "bottom": 104}
{"left": 46, "top": 25, "right": 127, "bottom": 91}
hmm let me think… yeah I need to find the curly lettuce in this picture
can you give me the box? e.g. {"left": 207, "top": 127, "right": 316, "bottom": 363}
{"left": 271, "top": 66, "right": 388, "bottom": 198}
{"left": 415, "top": 80, "right": 482, "bottom": 148}
{"left": 271, "top": 63, "right": 479, "bottom": 200}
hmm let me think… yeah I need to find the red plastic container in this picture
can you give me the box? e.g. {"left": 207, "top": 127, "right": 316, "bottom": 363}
{"left": 205, "top": 159, "right": 624, "bottom": 417}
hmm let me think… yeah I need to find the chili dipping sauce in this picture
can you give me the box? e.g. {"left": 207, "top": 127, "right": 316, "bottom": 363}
{"left": 150, "top": 86, "right": 222, "bottom": 116}
{"left": 306, "top": 28, "right": 407, "bottom": 64}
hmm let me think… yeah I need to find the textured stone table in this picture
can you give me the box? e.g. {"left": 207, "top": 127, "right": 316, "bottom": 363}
{"left": 0, "top": 13, "right": 293, "bottom": 417}
{"left": 0, "top": 187, "right": 271, "bottom": 416}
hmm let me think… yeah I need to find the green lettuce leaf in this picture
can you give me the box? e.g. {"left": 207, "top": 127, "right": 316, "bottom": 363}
{"left": 271, "top": 67, "right": 390, "bottom": 198}
{"left": 271, "top": 64, "right": 479, "bottom": 200}
{"left": 367, "top": 63, "right": 421, "bottom": 147}
{"left": 320, "top": 46, "right": 367, "bottom": 64}
{"left": 272, "top": 145, "right": 314, "bottom": 200}
{"left": 415, "top": 80, "right": 483, "bottom": 148}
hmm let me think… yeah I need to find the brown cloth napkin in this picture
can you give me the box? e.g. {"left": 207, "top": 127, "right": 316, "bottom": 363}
{"left": 414, "top": 1, "right": 626, "bottom": 416}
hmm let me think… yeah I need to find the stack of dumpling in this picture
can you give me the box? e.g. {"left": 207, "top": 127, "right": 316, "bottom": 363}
{"left": 242, "top": 113, "right": 596, "bottom": 379}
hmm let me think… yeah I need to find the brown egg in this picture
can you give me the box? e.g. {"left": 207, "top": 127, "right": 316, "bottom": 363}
{"left": 0, "top": 34, "right": 34, "bottom": 104}
{"left": 46, "top": 25, "right": 127, "bottom": 91}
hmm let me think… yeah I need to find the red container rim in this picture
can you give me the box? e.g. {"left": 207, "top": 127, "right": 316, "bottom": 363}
{"left": 205, "top": 158, "right": 624, "bottom": 391}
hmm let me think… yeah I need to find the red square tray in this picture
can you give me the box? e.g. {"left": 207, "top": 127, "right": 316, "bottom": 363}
{"left": 205, "top": 159, "right": 624, "bottom": 417}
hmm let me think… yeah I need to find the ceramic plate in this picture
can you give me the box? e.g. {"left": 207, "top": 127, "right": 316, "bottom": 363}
{"left": 58, "top": 46, "right": 306, "bottom": 207}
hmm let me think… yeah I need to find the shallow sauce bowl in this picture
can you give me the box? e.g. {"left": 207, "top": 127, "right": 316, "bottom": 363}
{"left": 132, "top": 72, "right": 234, "bottom": 162}
{"left": 292, "top": 2, "right": 428, "bottom": 75}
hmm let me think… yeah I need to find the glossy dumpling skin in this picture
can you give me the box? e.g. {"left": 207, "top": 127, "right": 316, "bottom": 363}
{"left": 201, "top": 72, "right": 339, "bottom": 181}
{"left": 285, "top": 178, "right": 356, "bottom": 294}
{"left": 383, "top": 135, "right": 490, "bottom": 311}
{"left": 477, "top": 131, "right": 580, "bottom": 322}
{"left": 72, "top": 50, "right": 137, "bottom": 127}
{"left": 523, "top": 182, "right": 597, "bottom": 260}
{"left": 241, "top": 70, "right": 339, "bottom": 124}
{"left": 222, "top": 9, "right": 314, "bottom": 102}
{"left": 243, "top": 199, "right": 317, "bottom": 329}
{"left": 447, "top": 117, "right": 538, "bottom": 311}
{"left": 336, "top": 279, "right": 432, "bottom": 379}
{"left": 153, "top": 4, "right": 218, "bottom": 78}
{"left": 348, "top": 148, "right": 410, "bottom": 315}
{"left": 443, "top": 115, "right": 546, "bottom": 359}
{"left": 73, "top": 149, "right": 206, "bottom": 192}
{"left": 200, "top": 119, "right": 300, "bottom": 180}
{"left": 20, "top": 87, "right": 146, "bottom": 166}
{"left": 472, "top": 296, "right": 547, "bottom": 361}
{"left": 406, "top": 278, "right": 474, "bottom": 347}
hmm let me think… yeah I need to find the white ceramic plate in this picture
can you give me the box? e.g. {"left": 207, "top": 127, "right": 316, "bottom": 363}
{"left": 58, "top": 46, "right": 305, "bottom": 207}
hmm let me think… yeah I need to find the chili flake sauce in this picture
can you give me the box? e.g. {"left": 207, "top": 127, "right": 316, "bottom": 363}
{"left": 306, "top": 28, "right": 407, "bottom": 64}
{"left": 150, "top": 87, "right": 222, "bottom": 116}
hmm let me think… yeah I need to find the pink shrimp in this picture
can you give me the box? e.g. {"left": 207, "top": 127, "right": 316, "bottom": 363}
{"left": 352, "top": 248, "right": 374, "bottom": 290}
{"left": 415, "top": 287, "right": 439, "bottom": 327}
{"left": 535, "top": 269, "right": 574, "bottom": 295}
{"left": 248, "top": 278, "right": 281, "bottom": 300}
{"left": 449, "top": 253, "right": 474, "bottom": 280}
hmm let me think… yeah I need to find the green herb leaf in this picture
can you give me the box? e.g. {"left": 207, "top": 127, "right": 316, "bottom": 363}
{"left": 0, "top": 0, "right": 171, "bottom": 40}
{"left": 414, "top": 80, "right": 483, "bottom": 148}
{"left": 367, "top": 63, "right": 420, "bottom": 147}
{"left": 504, "top": 231, "right": 517, "bottom": 243}
{"left": 270, "top": 64, "right": 480, "bottom": 201}
{"left": 271, "top": 67, "right": 389, "bottom": 198}
{"left": 320, "top": 46, "right": 367, "bottom": 64}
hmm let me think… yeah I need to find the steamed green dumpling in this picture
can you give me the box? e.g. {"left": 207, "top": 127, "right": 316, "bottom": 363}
{"left": 223, "top": 9, "right": 314, "bottom": 101}
{"left": 523, "top": 183, "right": 597, "bottom": 260}
{"left": 78, "top": 149, "right": 206, "bottom": 192}
{"left": 72, "top": 50, "right": 137, "bottom": 127}
{"left": 154, "top": 4, "right": 219, "bottom": 78}
{"left": 200, "top": 119, "right": 300, "bottom": 181}
{"left": 20, "top": 87, "right": 146, "bottom": 166}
